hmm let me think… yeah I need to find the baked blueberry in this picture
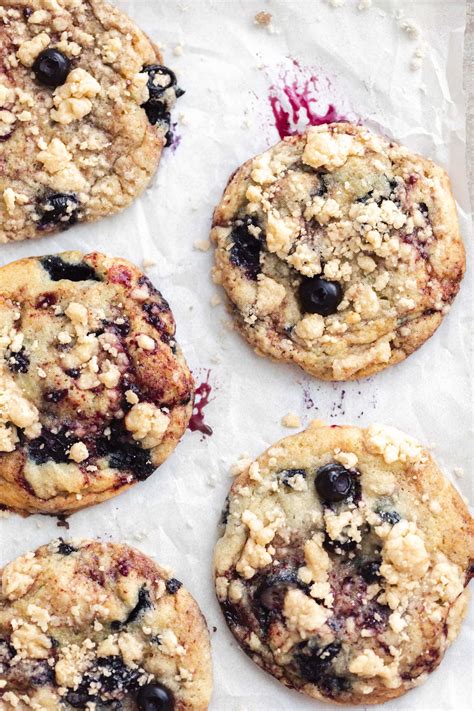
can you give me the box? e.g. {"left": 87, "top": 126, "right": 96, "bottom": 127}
{"left": 38, "top": 194, "right": 79, "bottom": 230}
{"left": 280, "top": 468, "right": 307, "bottom": 487}
{"left": 111, "top": 587, "right": 151, "bottom": 629}
{"left": 41, "top": 255, "right": 99, "bottom": 282}
{"left": 7, "top": 347, "right": 30, "bottom": 374}
{"left": 229, "top": 218, "right": 262, "bottom": 279}
{"left": 32, "top": 48, "right": 71, "bottom": 87}
{"left": 136, "top": 682, "right": 174, "bottom": 711}
{"left": 315, "top": 463, "right": 354, "bottom": 503}
{"left": 298, "top": 276, "right": 343, "bottom": 316}
{"left": 360, "top": 560, "right": 381, "bottom": 583}
{"left": 166, "top": 578, "right": 182, "bottom": 594}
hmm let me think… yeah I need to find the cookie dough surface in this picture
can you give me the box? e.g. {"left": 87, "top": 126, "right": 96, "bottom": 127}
{"left": 0, "top": 0, "right": 181, "bottom": 243}
{"left": 0, "top": 540, "right": 213, "bottom": 710}
{"left": 0, "top": 251, "right": 194, "bottom": 515}
{"left": 214, "top": 422, "right": 473, "bottom": 705}
{"left": 212, "top": 124, "right": 465, "bottom": 380}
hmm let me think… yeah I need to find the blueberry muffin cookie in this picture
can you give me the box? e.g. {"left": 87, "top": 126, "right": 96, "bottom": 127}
{"left": 0, "top": 539, "right": 213, "bottom": 709}
{"left": 0, "top": 0, "right": 183, "bottom": 243}
{"left": 0, "top": 251, "right": 194, "bottom": 515}
{"left": 211, "top": 124, "right": 465, "bottom": 380}
{"left": 214, "top": 421, "right": 473, "bottom": 705}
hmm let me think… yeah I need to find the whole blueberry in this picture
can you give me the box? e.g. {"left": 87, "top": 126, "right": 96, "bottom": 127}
{"left": 298, "top": 276, "right": 343, "bottom": 316}
{"left": 136, "top": 682, "right": 174, "bottom": 711}
{"left": 315, "top": 463, "right": 354, "bottom": 503}
{"left": 33, "top": 48, "right": 71, "bottom": 87}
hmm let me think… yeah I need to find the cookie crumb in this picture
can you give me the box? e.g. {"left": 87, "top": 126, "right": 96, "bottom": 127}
{"left": 194, "top": 239, "right": 211, "bottom": 252}
{"left": 254, "top": 11, "right": 272, "bottom": 26}
{"left": 210, "top": 294, "right": 222, "bottom": 307}
{"left": 453, "top": 467, "right": 464, "bottom": 479}
{"left": 173, "top": 44, "right": 184, "bottom": 56}
{"left": 357, "top": 0, "right": 372, "bottom": 9}
{"left": 281, "top": 413, "right": 302, "bottom": 429}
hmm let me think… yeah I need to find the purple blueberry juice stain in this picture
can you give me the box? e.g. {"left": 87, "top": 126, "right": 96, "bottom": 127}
{"left": 265, "top": 59, "right": 359, "bottom": 139}
{"left": 188, "top": 370, "right": 213, "bottom": 437}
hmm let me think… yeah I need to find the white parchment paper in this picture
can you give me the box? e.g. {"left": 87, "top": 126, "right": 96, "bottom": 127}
{"left": 0, "top": 1, "right": 472, "bottom": 709}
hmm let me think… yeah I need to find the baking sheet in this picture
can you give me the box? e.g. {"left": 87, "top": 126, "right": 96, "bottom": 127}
{"left": 0, "top": 1, "right": 472, "bottom": 709}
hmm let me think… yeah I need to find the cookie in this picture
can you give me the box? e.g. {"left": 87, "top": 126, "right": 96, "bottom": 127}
{"left": 0, "top": 539, "right": 213, "bottom": 709}
{"left": 214, "top": 421, "right": 473, "bottom": 705}
{"left": 0, "top": 251, "right": 194, "bottom": 515}
{"left": 211, "top": 123, "right": 465, "bottom": 380}
{"left": 0, "top": 0, "right": 183, "bottom": 243}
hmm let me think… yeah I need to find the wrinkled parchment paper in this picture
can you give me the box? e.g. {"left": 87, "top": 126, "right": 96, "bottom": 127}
{"left": 0, "top": 1, "right": 472, "bottom": 709}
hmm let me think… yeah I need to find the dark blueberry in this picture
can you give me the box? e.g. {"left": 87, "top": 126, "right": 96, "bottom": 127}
{"left": 108, "top": 441, "right": 154, "bottom": 480}
{"left": 28, "top": 427, "right": 75, "bottom": 465}
{"left": 136, "top": 682, "right": 174, "bottom": 711}
{"left": 8, "top": 347, "right": 30, "bottom": 374}
{"left": 322, "top": 534, "right": 357, "bottom": 554}
{"left": 140, "top": 64, "right": 183, "bottom": 140}
{"left": 360, "top": 559, "right": 381, "bottom": 583}
{"left": 220, "top": 599, "right": 244, "bottom": 628}
{"left": 220, "top": 496, "right": 231, "bottom": 525}
{"left": 65, "top": 368, "right": 80, "bottom": 379}
{"left": 298, "top": 276, "right": 343, "bottom": 316}
{"left": 8, "top": 659, "right": 54, "bottom": 688}
{"left": 143, "top": 64, "right": 178, "bottom": 97}
{"left": 165, "top": 578, "right": 182, "bottom": 594}
{"left": 295, "top": 641, "right": 343, "bottom": 687}
{"left": 38, "top": 194, "right": 79, "bottom": 230}
{"left": 57, "top": 539, "right": 77, "bottom": 556}
{"left": 36, "top": 292, "right": 57, "bottom": 308}
{"left": 315, "top": 463, "right": 354, "bottom": 503}
{"left": 279, "top": 468, "right": 307, "bottom": 487}
{"left": 33, "top": 48, "right": 71, "bottom": 87}
{"left": 356, "top": 189, "right": 374, "bottom": 203}
{"left": 97, "top": 421, "right": 155, "bottom": 480}
{"left": 229, "top": 217, "right": 262, "bottom": 279}
{"left": 102, "top": 317, "right": 131, "bottom": 337}
{"left": 256, "top": 569, "right": 299, "bottom": 612}
{"left": 66, "top": 656, "right": 141, "bottom": 706}
{"left": 111, "top": 587, "right": 151, "bottom": 630}
{"left": 318, "top": 674, "right": 351, "bottom": 698}
{"left": 378, "top": 509, "right": 400, "bottom": 525}
{"left": 44, "top": 389, "right": 68, "bottom": 403}
{"left": 40, "top": 255, "right": 98, "bottom": 281}
{"left": 143, "top": 301, "right": 171, "bottom": 341}
{"left": 419, "top": 202, "right": 429, "bottom": 217}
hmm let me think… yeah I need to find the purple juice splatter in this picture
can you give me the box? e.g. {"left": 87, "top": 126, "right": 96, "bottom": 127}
{"left": 189, "top": 370, "right": 213, "bottom": 437}
{"left": 266, "top": 59, "right": 358, "bottom": 139}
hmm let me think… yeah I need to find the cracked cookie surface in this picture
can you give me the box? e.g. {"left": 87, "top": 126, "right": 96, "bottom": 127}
{"left": 214, "top": 422, "right": 473, "bottom": 705}
{"left": 0, "top": 251, "right": 194, "bottom": 515}
{"left": 0, "top": 539, "right": 213, "bottom": 709}
{"left": 0, "top": 0, "right": 182, "bottom": 243}
{"left": 211, "top": 124, "right": 465, "bottom": 380}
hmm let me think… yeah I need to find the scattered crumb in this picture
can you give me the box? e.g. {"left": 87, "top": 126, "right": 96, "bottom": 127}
{"left": 194, "top": 239, "right": 211, "bottom": 252}
{"left": 178, "top": 112, "right": 189, "bottom": 126}
{"left": 0, "top": 510, "right": 11, "bottom": 519}
{"left": 410, "top": 45, "right": 426, "bottom": 71}
{"left": 397, "top": 12, "right": 420, "bottom": 39}
{"left": 173, "top": 44, "right": 184, "bottom": 57}
{"left": 254, "top": 11, "right": 272, "bottom": 27}
{"left": 142, "top": 257, "right": 157, "bottom": 270}
{"left": 328, "top": 0, "right": 346, "bottom": 6}
{"left": 357, "top": 0, "right": 372, "bottom": 9}
{"left": 210, "top": 294, "right": 222, "bottom": 306}
{"left": 281, "top": 413, "right": 302, "bottom": 429}
{"left": 453, "top": 467, "right": 464, "bottom": 479}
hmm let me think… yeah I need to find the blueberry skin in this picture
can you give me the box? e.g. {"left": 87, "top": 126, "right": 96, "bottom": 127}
{"left": 136, "top": 682, "right": 174, "bottom": 711}
{"left": 315, "top": 463, "right": 354, "bottom": 503}
{"left": 33, "top": 48, "right": 71, "bottom": 87}
{"left": 298, "top": 276, "right": 343, "bottom": 316}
